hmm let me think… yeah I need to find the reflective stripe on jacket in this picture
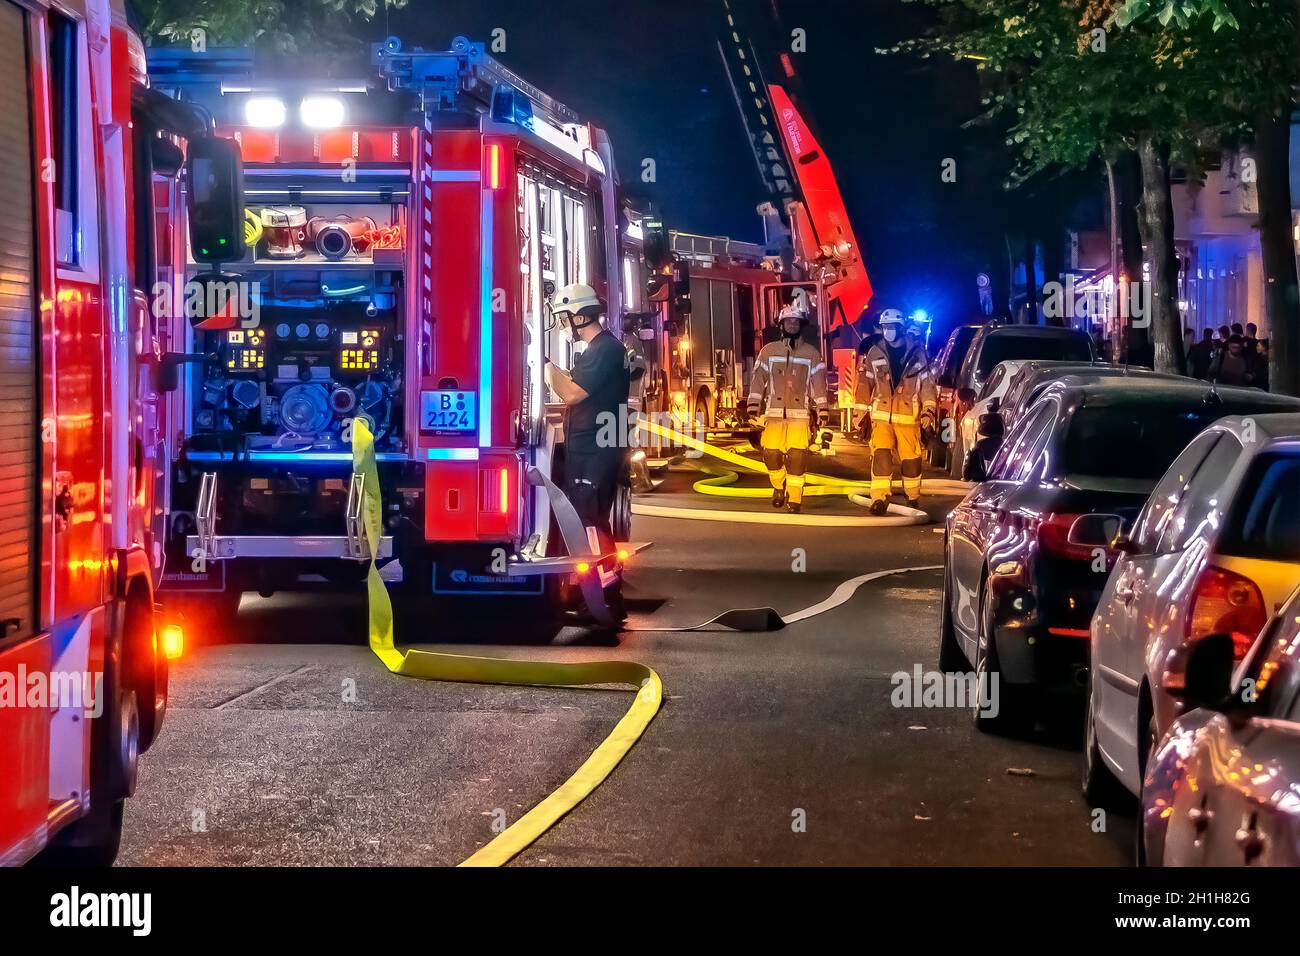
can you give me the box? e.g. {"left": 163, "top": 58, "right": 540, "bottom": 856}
{"left": 747, "top": 338, "right": 828, "bottom": 420}
{"left": 854, "top": 343, "right": 936, "bottom": 425}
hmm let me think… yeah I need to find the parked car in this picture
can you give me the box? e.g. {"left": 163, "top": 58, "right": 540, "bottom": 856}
{"left": 940, "top": 380, "right": 1300, "bottom": 736}
{"left": 956, "top": 359, "right": 1031, "bottom": 468}
{"left": 964, "top": 362, "right": 1189, "bottom": 476}
{"left": 928, "top": 322, "right": 982, "bottom": 467}
{"left": 1083, "top": 412, "right": 1300, "bottom": 810}
{"left": 1142, "top": 583, "right": 1300, "bottom": 865}
{"left": 945, "top": 325, "right": 1095, "bottom": 478}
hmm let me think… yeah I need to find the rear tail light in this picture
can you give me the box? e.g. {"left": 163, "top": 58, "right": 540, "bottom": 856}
{"left": 1186, "top": 565, "right": 1266, "bottom": 659}
{"left": 1037, "top": 513, "right": 1094, "bottom": 561}
{"left": 480, "top": 467, "right": 511, "bottom": 514}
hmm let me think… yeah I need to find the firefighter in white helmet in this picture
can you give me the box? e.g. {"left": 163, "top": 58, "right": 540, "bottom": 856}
{"left": 854, "top": 308, "right": 937, "bottom": 514}
{"left": 544, "top": 282, "right": 631, "bottom": 618}
{"left": 745, "top": 303, "right": 829, "bottom": 514}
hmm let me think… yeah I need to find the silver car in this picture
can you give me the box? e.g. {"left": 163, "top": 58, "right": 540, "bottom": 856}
{"left": 1082, "top": 412, "right": 1300, "bottom": 810}
{"left": 1143, "top": 583, "right": 1300, "bottom": 865}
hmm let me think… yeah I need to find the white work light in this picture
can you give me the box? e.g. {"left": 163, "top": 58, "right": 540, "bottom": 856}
{"left": 300, "top": 96, "right": 345, "bottom": 129}
{"left": 244, "top": 96, "right": 287, "bottom": 128}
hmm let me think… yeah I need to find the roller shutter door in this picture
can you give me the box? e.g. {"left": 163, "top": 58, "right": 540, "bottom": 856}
{"left": 0, "top": 1, "right": 36, "bottom": 641}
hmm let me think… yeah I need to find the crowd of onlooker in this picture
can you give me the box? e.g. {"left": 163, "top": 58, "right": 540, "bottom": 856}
{"left": 1183, "top": 321, "right": 1270, "bottom": 389}
{"left": 1083, "top": 321, "right": 1271, "bottom": 390}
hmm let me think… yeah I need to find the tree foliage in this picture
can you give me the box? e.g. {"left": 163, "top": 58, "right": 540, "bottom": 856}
{"left": 133, "top": 0, "right": 406, "bottom": 55}
{"left": 884, "top": 0, "right": 1296, "bottom": 187}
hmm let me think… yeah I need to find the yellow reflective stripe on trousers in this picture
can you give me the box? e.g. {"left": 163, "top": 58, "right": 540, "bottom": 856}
{"left": 635, "top": 416, "right": 874, "bottom": 496}
{"left": 352, "top": 418, "right": 662, "bottom": 867}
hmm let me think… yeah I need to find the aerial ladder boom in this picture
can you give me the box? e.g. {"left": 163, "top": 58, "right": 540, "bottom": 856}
{"left": 716, "top": 0, "right": 872, "bottom": 329}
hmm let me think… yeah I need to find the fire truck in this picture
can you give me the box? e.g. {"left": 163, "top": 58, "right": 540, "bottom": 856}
{"left": 0, "top": 0, "right": 238, "bottom": 865}
{"left": 631, "top": 0, "right": 874, "bottom": 447}
{"left": 150, "top": 36, "right": 638, "bottom": 628}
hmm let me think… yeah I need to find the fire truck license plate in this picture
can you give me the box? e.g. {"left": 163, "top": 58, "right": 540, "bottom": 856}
{"left": 421, "top": 390, "right": 477, "bottom": 434}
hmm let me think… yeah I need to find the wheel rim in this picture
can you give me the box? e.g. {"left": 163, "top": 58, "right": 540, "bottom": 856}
{"left": 119, "top": 690, "right": 140, "bottom": 798}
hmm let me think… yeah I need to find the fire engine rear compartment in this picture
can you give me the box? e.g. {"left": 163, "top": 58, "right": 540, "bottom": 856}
{"left": 161, "top": 43, "right": 631, "bottom": 616}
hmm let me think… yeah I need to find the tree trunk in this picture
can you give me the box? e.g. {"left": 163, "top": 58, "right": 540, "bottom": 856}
{"left": 1116, "top": 151, "right": 1145, "bottom": 281}
{"left": 1254, "top": 105, "right": 1300, "bottom": 395}
{"left": 1136, "top": 135, "right": 1185, "bottom": 375}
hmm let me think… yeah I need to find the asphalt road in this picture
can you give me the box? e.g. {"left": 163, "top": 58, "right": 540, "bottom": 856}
{"left": 119, "top": 460, "right": 1134, "bottom": 866}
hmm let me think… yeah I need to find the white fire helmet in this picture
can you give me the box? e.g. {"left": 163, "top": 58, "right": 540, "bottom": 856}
{"left": 550, "top": 283, "right": 603, "bottom": 330}
{"left": 879, "top": 308, "right": 905, "bottom": 344}
{"left": 778, "top": 303, "right": 808, "bottom": 336}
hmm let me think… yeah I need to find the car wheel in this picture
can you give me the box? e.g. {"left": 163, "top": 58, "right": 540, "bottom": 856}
{"left": 938, "top": 559, "right": 966, "bottom": 672}
{"left": 973, "top": 577, "right": 1032, "bottom": 735}
{"left": 1081, "top": 669, "right": 1128, "bottom": 809}
{"left": 1134, "top": 713, "right": 1159, "bottom": 866}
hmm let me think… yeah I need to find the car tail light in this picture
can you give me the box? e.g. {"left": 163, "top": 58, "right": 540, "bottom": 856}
{"left": 1037, "top": 513, "right": 1093, "bottom": 561}
{"left": 1186, "top": 565, "right": 1266, "bottom": 659}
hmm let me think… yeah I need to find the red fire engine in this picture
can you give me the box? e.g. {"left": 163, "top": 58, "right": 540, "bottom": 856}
{"left": 628, "top": 5, "right": 874, "bottom": 449}
{"left": 0, "top": 0, "right": 238, "bottom": 865}
{"left": 150, "top": 36, "right": 637, "bottom": 628}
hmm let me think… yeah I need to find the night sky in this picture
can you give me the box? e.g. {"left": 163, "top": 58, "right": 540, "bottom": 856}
{"left": 354, "top": 0, "right": 999, "bottom": 338}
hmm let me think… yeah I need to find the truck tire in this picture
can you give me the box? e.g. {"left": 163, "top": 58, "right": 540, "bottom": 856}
{"left": 611, "top": 483, "right": 632, "bottom": 543}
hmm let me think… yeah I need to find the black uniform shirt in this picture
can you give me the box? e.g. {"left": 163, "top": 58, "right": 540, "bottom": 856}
{"left": 566, "top": 329, "right": 631, "bottom": 450}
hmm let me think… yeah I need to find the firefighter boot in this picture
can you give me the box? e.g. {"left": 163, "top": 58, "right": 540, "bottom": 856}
{"left": 869, "top": 499, "right": 888, "bottom": 517}
{"left": 785, "top": 448, "right": 808, "bottom": 515}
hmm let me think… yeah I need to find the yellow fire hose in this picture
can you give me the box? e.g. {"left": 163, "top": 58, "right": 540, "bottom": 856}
{"left": 352, "top": 419, "right": 662, "bottom": 867}
{"left": 633, "top": 417, "right": 933, "bottom": 525}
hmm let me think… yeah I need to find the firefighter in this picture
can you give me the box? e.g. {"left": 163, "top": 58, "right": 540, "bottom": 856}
{"left": 745, "top": 303, "right": 830, "bottom": 514}
{"left": 854, "top": 308, "right": 937, "bottom": 514}
{"left": 544, "top": 283, "right": 632, "bottom": 617}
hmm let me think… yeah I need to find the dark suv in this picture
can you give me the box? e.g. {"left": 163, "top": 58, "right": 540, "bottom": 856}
{"left": 944, "top": 325, "right": 1094, "bottom": 477}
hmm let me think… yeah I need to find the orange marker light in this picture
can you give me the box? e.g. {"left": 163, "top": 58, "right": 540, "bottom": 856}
{"left": 488, "top": 144, "right": 502, "bottom": 190}
{"left": 499, "top": 468, "right": 509, "bottom": 513}
{"left": 161, "top": 624, "right": 185, "bottom": 660}
{"left": 576, "top": 561, "right": 591, "bottom": 575}
{"left": 617, "top": 549, "right": 630, "bottom": 562}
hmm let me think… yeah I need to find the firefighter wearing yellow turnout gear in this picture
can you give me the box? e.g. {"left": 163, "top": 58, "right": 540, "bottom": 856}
{"left": 854, "top": 310, "right": 937, "bottom": 515}
{"left": 746, "top": 306, "right": 829, "bottom": 514}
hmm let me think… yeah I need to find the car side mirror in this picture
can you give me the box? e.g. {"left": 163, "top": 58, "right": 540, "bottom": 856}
{"left": 1068, "top": 513, "right": 1123, "bottom": 549}
{"left": 1111, "top": 533, "right": 1139, "bottom": 555}
{"left": 1165, "top": 632, "right": 1235, "bottom": 711}
{"left": 186, "top": 136, "right": 246, "bottom": 263}
{"left": 976, "top": 411, "right": 1003, "bottom": 440}
{"left": 962, "top": 450, "right": 987, "bottom": 483}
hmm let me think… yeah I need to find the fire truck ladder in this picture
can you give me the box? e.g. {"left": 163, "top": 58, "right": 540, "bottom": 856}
{"left": 372, "top": 34, "right": 582, "bottom": 128}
